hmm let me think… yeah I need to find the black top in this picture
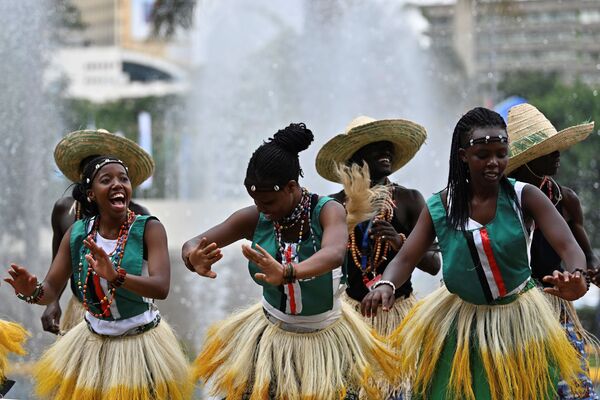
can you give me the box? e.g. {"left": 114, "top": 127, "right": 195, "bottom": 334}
{"left": 530, "top": 201, "right": 563, "bottom": 287}
{"left": 344, "top": 209, "right": 413, "bottom": 302}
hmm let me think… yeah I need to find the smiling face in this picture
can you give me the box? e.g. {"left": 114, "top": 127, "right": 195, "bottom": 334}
{"left": 247, "top": 181, "right": 299, "bottom": 222}
{"left": 87, "top": 163, "right": 132, "bottom": 218}
{"left": 350, "top": 141, "right": 395, "bottom": 181}
{"left": 459, "top": 127, "right": 509, "bottom": 187}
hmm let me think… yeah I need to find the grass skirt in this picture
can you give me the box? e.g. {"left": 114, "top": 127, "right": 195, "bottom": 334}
{"left": 544, "top": 293, "right": 600, "bottom": 399}
{"left": 194, "top": 302, "right": 399, "bottom": 400}
{"left": 34, "top": 319, "right": 192, "bottom": 400}
{"left": 0, "top": 319, "right": 28, "bottom": 382}
{"left": 342, "top": 291, "right": 416, "bottom": 398}
{"left": 59, "top": 295, "right": 86, "bottom": 334}
{"left": 391, "top": 285, "right": 584, "bottom": 400}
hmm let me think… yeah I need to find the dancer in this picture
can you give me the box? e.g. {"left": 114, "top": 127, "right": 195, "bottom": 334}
{"left": 317, "top": 116, "right": 441, "bottom": 397}
{"left": 506, "top": 103, "right": 598, "bottom": 399}
{"left": 4, "top": 143, "right": 191, "bottom": 399}
{"left": 183, "top": 123, "right": 397, "bottom": 400}
{"left": 0, "top": 319, "right": 28, "bottom": 398}
{"left": 42, "top": 129, "right": 151, "bottom": 335}
{"left": 362, "top": 107, "right": 588, "bottom": 400}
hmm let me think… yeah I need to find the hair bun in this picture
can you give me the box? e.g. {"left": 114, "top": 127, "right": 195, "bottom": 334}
{"left": 271, "top": 123, "right": 314, "bottom": 154}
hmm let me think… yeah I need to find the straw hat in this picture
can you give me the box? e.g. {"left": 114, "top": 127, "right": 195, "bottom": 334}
{"left": 54, "top": 129, "right": 155, "bottom": 188}
{"left": 316, "top": 116, "right": 427, "bottom": 183}
{"left": 505, "top": 103, "right": 594, "bottom": 175}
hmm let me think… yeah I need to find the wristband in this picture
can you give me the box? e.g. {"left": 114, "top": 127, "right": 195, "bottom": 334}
{"left": 110, "top": 268, "right": 127, "bottom": 288}
{"left": 370, "top": 279, "right": 396, "bottom": 293}
{"left": 17, "top": 281, "right": 44, "bottom": 304}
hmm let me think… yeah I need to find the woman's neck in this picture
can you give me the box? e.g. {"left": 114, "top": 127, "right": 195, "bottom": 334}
{"left": 97, "top": 212, "right": 128, "bottom": 239}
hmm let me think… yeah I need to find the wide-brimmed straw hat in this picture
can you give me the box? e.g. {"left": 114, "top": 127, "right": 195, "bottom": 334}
{"left": 54, "top": 129, "right": 155, "bottom": 188}
{"left": 316, "top": 116, "right": 427, "bottom": 183}
{"left": 505, "top": 103, "right": 594, "bottom": 175}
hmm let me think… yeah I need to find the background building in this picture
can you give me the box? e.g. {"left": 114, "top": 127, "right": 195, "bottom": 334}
{"left": 417, "top": 0, "right": 600, "bottom": 102}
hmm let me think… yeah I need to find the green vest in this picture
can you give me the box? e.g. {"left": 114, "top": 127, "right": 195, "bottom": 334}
{"left": 250, "top": 196, "right": 344, "bottom": 316}
{"left": 427, "top": 180, "right": 531, "bottom": 305}
{"left": 70, "top": 215, "right": 153, "bottom": 320}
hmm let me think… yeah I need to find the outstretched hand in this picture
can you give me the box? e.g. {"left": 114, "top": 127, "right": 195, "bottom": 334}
{"left": 4, "top": 264, "right": 38, "bottom": 296}
{"left": 187, "top": 237, "right": 222, "bottom": 279}
{"left": 83, "top": 236, "right": 118, "bottom": 282}
{"left": 543, "top": 270, "right": 587, "bottom": 301}
{"left": 360, "top": 285, "right": 395, "bottom": 317}
{"left": 241, "top": 243, "right": 284, "bottom": 286}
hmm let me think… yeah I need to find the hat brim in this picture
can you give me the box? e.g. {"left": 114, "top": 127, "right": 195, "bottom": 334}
{"left": 506, "top": 122, "right": 593, "bottom": 175}
{"left": 54, "top": 130, "right": 155, "bottom": 188}
{"left": 316, "top": 119, "right": 427, "bottom": 183}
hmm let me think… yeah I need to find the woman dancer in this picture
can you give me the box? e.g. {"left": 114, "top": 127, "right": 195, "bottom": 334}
{"left": 5, "top": 152, "right": 191, "bottom": 400}
{"left": 183, "top": 123, "right": 397, "bottom": 400}
{"left": 362, "top": 107, "right": 588, "bottom": 400}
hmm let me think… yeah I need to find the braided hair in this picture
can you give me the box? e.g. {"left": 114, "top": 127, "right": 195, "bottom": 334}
{"left": 72, "top": 155, "right": 128, "bottom": 217}
{"left": 447, "top": 107, "right": 518, "bottom": 230}
{"left": 244, "top": 123, "right": 314, "bottom": 190}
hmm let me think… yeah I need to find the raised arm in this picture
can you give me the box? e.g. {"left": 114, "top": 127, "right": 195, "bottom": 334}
{"left": 560, "top": 186, "right": 599, "bottom": 270}
{"left": 242, "top": 199, "right": 348, "bottom": 285}
{"left": 403, "top": 189, "right": 440, "bottom": 275}
{"left": 5, "top": 226, "right": 74, "bottom": 305}
{"left": 521, "top": 184, "right": 587, "bottom": 300}
{"left": 182, "top": 206, "right": 260, "bottom": 277}
{"left": 83, "top": 219, "right": 171, "bottom": 299}
{"left": 361, "top": 207, "right": 436, "bottom": 316}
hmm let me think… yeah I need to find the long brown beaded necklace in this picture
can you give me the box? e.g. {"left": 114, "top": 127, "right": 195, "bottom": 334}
{"left": 77, "top": 209, "right": 135, "bottom": 318}
{"left": 349, "top": 189, "right": 394, "bottom": 284}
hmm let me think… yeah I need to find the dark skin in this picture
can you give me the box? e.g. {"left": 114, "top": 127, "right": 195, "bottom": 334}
{"left": 361, "top": 127, "right": 588, "bottom": 316}
{"left": 5, "top": 163, "right": 170, "bottom": 309}
{"left": 40, "top": 197, "right": 149, "bottom": 334}
{"left": 511, "top": 151, "right": 600, "bottom": 278}
{"left": 330, "top": 140, "right": 440, "bottom": 276}
{"left": 182, "top": 180, "right": 348, "bottom": 285}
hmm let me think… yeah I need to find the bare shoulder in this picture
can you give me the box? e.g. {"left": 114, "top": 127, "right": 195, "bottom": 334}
{"left": 560, "top": 185, "right": 580, "bottom": 205}
{"left": 53, "top": 196, "right": 75, "bottom": 214}
{"left": 390, "top": 184, "right": 426, "bottom": 208}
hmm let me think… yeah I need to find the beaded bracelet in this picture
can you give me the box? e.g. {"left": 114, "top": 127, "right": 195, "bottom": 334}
{"left": 16, "top": 281, "right": 44, "bottom": 304}
{"left": 398, "top": 233, "right": 407, "bottom": 247}
{"left": 283, "top": 262, "right": 296, "bottom": 284}
{"left": 371, "top": 279, "right": 396, "bottom": 293}
{"left": 574, "top": 268, "right": 591, "bottom": 292}
{"left": 110, "top": 268, "right": 127, "bottom": 288}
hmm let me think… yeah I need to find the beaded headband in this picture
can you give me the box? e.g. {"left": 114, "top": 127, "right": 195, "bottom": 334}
{"left": 85, "top": 158, "right": 129, "bottom": 186}
{"left": 466, "top": 134, "right": 508, "bottom": 148}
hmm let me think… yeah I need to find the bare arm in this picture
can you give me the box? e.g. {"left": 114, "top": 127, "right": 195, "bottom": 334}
{"left": 241, "top": 200, "right": 348, "bottom": 284}
{"left": 361, "top": 207, "right": 436, "bottom": 316}
{"left": 405, "top": 189, "right": 441, "bottom": 275}
{"left": 522, "top": 185, "right": 586, "bottom": 272}
{"left": 182, "top": 206, "right": 259, "bottom": 276}
{"left": 560, "top": 186, "right": 598, "bottom": 269}
{"left": 89, "top": 219, "right": 171, "bottom": 299}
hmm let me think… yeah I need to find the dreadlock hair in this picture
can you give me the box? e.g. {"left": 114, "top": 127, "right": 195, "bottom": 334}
{"left": 72, "top": 155, "right": 128, "bottom": 217}
{"left": 244, "top": 123, "right": 314, "bottom": 190}
{"left": 447, "top": 107, "right": 519, "bottom": 230}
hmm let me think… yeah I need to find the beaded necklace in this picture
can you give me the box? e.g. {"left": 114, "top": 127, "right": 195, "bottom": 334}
{"left": 539, "top": 176, "right": 562, "bottom": 206}
{"left": 349, "top": 188, "right": 395, "bottom": 284}
{"left": 76, "top": 209, "right": 135, "bottom": 318}
{"left": 273, "top": 187, "right": 317, "bottom": 262}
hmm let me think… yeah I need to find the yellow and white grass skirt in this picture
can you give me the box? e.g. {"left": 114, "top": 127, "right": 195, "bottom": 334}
{"left": 391, "top": 285, "right": 584, "bottom": 400}
{"left": 0, "top": 319, "right": 28, "bottom": 382}
{"left": 342, "top": 291, "right": 416, "bottom": 397}
{"left": 59, "top": 295, "right": 86, "bottom": 334}
{"left": 34, "top": 318, "right": 192, "bottom": 400}
{"left": 194, "top": 302, "right": 399, "bottom": 400}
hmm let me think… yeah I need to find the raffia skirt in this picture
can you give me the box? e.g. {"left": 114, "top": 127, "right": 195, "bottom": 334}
{"left": 34, "top": 318, "right": 193, "bottom": 400}
{"left": 193, "top": 302, "right": 399, "bottom": 400}
{"left": 59, "top": 295, "right": 86, "bottom": 334}
{"left": 342, "top": 291, "right": 416, "bottom": 398}
{"left": 0, "top": 319, "right": 28, "bottom": 383}
{"left": 391, "top": 284, "right": 584, "bottom": 400}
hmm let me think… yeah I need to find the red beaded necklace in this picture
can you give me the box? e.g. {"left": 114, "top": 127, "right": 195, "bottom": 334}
{"left": 77, "top": 209, "right": 135, "bottom": 318}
